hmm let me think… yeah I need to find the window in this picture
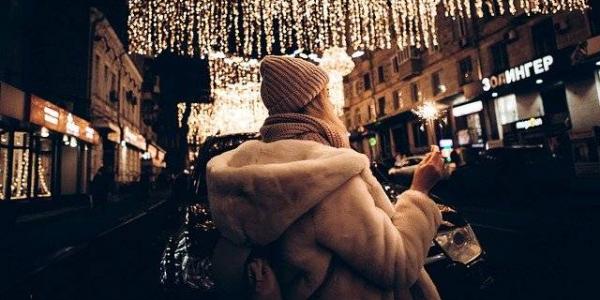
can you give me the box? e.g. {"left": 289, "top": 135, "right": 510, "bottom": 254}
{"left": 432, "top": 71, "right": 443, "bottom": 96}
{"left": 393, "top": 90, "right": 401, "bottom": 110}
{"left": 494, "top": 94, "right": 519, "bottom": 125}
{"left": 368, "top": 104, "right": 375, "bottom": 120}
{"left": 0, "top": 131, "right": 9, "bottom": 200}
{"left": 363, "top": 73, "right": 372, "bottom": 90}
{"left": 377, "top": 97, "right": 386, "bottom": 117}
{"left": 354, "top": 109, "right": 362, "bottom": 125}
{"left": 491, "top": 42, "right": 509, "bottom": 73}
{"left": 378, "top": 66, "right": 385, "bottom": 83}
{"left": 33, "top": 137, "right": 53, "bottom": 197}
{"left": 104, "top": 65, "right": 110, "bottom": 100}
{"left": 532, "top": 18, "right": 557, "bottom": 56}
{"left": 94, "top": 55, "right": 101, "bottom": 95}
{"left": 10, "top": 132, "right": 31, "bottom": 200}
{"left": 410, "top": 82, "right": 420, "bottom": 103}
{"left": 393, "top": 57, "right": 400, "bottom": 73}
{"left": 459, "top": 57, "right": 474, "bottom": 85}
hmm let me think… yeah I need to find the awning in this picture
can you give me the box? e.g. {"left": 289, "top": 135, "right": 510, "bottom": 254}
{"left": 30, "top": 95, "right": 100, "bottom": 144}
{"left": 93, "top": 119, "right": 121, "bottom": 143}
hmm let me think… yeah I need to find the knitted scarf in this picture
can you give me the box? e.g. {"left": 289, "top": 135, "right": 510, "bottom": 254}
{"left": 260, "top": 113, "right": 350, "bottom": 148}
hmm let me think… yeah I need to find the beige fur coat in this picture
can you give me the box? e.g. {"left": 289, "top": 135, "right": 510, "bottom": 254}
{"left": 207, "top": 139, "right": 442, "bottom": 299}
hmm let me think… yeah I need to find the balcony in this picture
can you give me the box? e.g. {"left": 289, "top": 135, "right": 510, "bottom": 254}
{"left": 397, "top": 57, "right": 422, "bottom": 81}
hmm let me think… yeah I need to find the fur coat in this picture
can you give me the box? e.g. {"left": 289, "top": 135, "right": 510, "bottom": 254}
{"left": 207, "top": 139, "right": 442, "bottom": 299}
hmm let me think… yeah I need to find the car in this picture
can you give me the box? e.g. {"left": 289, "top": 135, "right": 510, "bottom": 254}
{"left": 447, "top": 145, "right": 571, "bottom": 205}
{"left": 160, "top": 133, "right": 494, "bottom": 300}
{"left": 387, "top": 155, "right": 426, "bottom": 186}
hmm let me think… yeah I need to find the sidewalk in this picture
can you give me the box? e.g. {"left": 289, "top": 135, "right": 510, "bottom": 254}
{"left": 0, "top": 189, "right": 172, "bottom": 294}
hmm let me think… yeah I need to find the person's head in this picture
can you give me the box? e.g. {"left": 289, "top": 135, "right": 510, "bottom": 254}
{"left": 259, "top": 55, "right": 348, "bottom": 141}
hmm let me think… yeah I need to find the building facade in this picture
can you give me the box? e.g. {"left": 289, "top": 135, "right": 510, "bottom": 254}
{"left": 0, "top": 3, "right": 165, "bottom": 209}
{"left": 344, "top": 6, "right": 600, "bottom": 176}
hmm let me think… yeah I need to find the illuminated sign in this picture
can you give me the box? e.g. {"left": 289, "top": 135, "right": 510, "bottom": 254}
{"left": 368, "top": 137, "right": 377, "bottom": 147}
{"left": 30, "top": 95, "right": 99, "bottom": 144}
{"left": 515, "top": 117, "right": 543, "bottom": 130}
{"left": 453, "top": 101, "right": 483, "bottom": 117}
{"left": 439, "top": 139, "right": 453, "bottom": 148}
{"left": 482, "top": 55, "right": 554, "bottom": 91}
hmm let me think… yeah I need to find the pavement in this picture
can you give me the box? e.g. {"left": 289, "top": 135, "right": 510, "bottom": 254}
{"left": 0, "top": 189, "right": 173, "bottom": 297}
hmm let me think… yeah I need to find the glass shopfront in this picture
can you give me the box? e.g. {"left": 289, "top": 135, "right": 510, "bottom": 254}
{"left": 0, "top": 129, "right": 56, "bottom": 201}
{"left": 0, "top": 130, "right": 9, "bottom": 200}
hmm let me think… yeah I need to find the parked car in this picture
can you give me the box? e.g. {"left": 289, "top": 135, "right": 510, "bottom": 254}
{"left": 161, "top": 134, "right": 494, "bottom": 300}
{"left": 448, "top": 145, "right": 571, "bottom": 205}
{"left": 387, "top": 155, "right": 425, "bottom": 186}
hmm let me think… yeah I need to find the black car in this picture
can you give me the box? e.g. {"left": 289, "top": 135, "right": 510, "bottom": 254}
{"left": 447, "top": 145, "right": 571, "bottom": 205}
{"left": 161, "top": 133, "right": 494, "bottom": 300}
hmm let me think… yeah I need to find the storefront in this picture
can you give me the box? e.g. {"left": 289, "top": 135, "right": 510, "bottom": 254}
{"left": 118, "top": 126, "right": 146, "bottom": 184}
{"left": 478, "top": 52, "right": 573, "bottom": 149}
{"left": 28, "top": 95, "right": 100, "bottom": 201}
{"left": 1, "top": 82, "right": 99, "bottom": 203}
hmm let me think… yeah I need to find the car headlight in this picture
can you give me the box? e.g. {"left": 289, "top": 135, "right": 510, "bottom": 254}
{"left": 435, "top": 225, "right": 482, "bottom": 265}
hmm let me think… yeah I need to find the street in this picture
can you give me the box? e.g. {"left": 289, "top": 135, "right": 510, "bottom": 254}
{"left": 0, "top": 185, "right": 597, "bottom": 299}
{"left": 456, "top": 193, "right": 599, "bottom": 299}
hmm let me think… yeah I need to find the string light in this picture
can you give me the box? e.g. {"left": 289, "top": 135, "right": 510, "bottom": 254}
{"left": 319, "top": 47, "right": 355, "bottom": 116}
{"left": 129, "top": 0, "right": 589, "bottom": 57}
{"left": 445, "top": 0, "right": 588, "bottom": 19}
{"left": 129, "top": 0, "right": 402, "bottom": 57}
{"left": 178, "top": 52, "right": 267, "bottom": 143}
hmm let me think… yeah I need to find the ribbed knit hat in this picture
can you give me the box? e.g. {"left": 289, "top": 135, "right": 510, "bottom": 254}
{"left": 260, "top": 55, "right": 329, "bottom": 114}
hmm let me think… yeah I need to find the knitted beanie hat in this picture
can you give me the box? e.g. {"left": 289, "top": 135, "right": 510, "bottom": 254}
{"left": 260, "top": 55, "right": 329, "bottom": 114}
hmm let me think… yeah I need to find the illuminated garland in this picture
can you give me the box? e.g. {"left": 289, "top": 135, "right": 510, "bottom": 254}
{"left": 129, "top": 0, "right": 402, "bottom": 56}
{"left": 128, "top": 0, "right": 589, "bottom": 57}
{"left": 178, "top": 52, "right": 267, "bottom": 143}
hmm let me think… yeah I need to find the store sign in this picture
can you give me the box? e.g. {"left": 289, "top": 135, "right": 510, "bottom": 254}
{"left": 482, "top": 55, "right": 554, "bottom": 91}
{"left": 124, "top": 126, "right": 147, "bottom": 150}
{"left": 30, "top": 95, "right": 100, "bottom": 144}
{"left": 515, "top": 117, "right": 543, "bottom": 130}
{"left": 453, "top": 101, "right": 483, "bottom": 117}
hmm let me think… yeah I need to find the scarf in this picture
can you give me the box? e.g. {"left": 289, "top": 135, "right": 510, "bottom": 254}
{"left": 259, "top": 113, "right": 350, "bottom": 148}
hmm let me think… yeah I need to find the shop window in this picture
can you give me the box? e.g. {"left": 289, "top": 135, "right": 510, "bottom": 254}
{"left": 432, "top": 71, "right": 443, "bottom": 96}
{"left": 411, "top": 82, "right": 420, "bottom": 103}
{"left": 363, "top": 73, "right": 372, "bottom": 90}
{"left": 495, "top": 94, "right": 519, "bottom": 125}
{"left": 455, "top": 112, "right": 484, "bottom": 145}
{"left": 532, "top": 18, "right": 557, "bottom": 56}
{"left": 11, "top": 132, "right": 30, "bottom": 200}
{"left": 33, "top": 137, "right": 53, "bottom": 197}
{"left": 491, "top": 42, "right": 509, "bottom": 73}
{"left": 377, "top": 97, "right": 386, "bottom": 117}
{"left": 459, "top": 57, "right": 474, "bottom": 85}
{"left": 0, "top": 131, "right": 9, "bottom": 200}
{"left": 378, "top": 66, "right": 385, "bottom": 83}
{"left": 393, "top": 90, "right": 401, "bottom": 110}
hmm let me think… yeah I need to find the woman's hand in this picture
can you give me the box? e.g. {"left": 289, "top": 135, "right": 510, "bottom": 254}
{"left": 410, "top": 147, "right": 444, "bottom": 194}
